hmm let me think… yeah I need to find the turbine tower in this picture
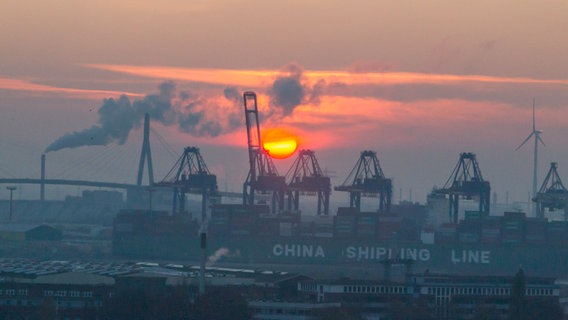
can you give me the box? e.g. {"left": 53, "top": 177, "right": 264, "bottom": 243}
{"left": 515, "top": 98, "right": 545, "bottom": 217}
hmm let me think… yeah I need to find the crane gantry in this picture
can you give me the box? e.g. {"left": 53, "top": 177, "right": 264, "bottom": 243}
{"left": 335, "top": 150, "right": 392, "bottom": 213}
{"left": 285, "top": 149, "right": 331, "bottom": 215}
{"left": 437, "top": 152, "right": 491, "bottom": 224}
{"left": 158, "top": 146, "right": 217, "bottom": 220}
{"left": 534, "top": 162, "right": 568, "bottom": 219}
{"left": 242, "top": 92, "right": 286, "bottom": 213}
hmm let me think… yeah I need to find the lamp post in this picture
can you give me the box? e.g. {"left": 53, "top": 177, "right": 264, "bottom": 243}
{"left": 6, "top": 186, "right": 16, "bottom": 222}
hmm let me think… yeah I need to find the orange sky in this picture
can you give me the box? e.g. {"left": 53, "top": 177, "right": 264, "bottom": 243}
{"left": 1, "top": 0, "right": 568, "bottom": 207}
{"left": 87, "top": 64, "right": 568, "bottom": 87}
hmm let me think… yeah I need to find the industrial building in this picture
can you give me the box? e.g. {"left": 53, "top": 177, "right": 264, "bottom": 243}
{"left": 0, "top": 224, "right": 61, "bottom": 241}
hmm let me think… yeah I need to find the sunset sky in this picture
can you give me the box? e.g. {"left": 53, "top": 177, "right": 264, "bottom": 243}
{"left": 1, "top": 0, "right": 568, "bottom": 213}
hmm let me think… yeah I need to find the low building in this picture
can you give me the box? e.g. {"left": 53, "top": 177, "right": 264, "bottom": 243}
{"left": 295, "top": 271, "right": 561, "bottom": 320}
{"left": 0, "top": 224, "right": 62, "bottom": 241}
{"left": 249, "top": 301, "right": 341, "bottom": 320}
{"left": 0, "top": 271, "right": 114, "bottom": 319}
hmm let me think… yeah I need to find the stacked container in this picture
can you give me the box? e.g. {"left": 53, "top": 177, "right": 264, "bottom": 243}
{"left": 547, "top": 221, "right": 567, "bottom": 245}
{"left": 501, "top": 212, "right": 525, "bottom": 244}
{"left": 299, "top": 221, "right": 315, "bottom": 237}
{"left": 257, "top": 217, "right": 280, "bottom": 237}
{"left": 230, "top": 207, "right": 260, "bottom": 236}
{"left": 480, "top": 216, "right": 502, "bottom": 244}
{"left": 377, "top": 214, "right": 402, "bottom": 241}
{"left": 314, "top": 218, "right": 334, "bottom": 238}
{"left": 458, "top": 219, "right": 481, "bottom": 243}
{"left": 209, "top": 204, "right": 269, "bottom": 236}
{"left": 435, "top": 223, "right": 457, "bottom": 244}
{"left": 209, "top": 205, "right": 231, "bottom": 236}
{"left": 524, "top": 217, "right": 547, "bottom": 244}
{"left": 334, "top": 213, "right": 357, "bottom": 238}
{"left": 357, "top": 213, "right": 378, "bottom": 238}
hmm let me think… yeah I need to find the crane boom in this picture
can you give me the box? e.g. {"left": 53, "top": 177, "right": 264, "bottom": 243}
{"left": 242, "top": 92, "right": 285, "bottom": 212}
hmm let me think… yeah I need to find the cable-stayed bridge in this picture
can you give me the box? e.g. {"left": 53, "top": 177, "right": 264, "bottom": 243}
{"left": 0, "top": 178, "right": 135, "bottom": 190}
{"left": 0, "top": 115, "right": 241, "bottom": 204}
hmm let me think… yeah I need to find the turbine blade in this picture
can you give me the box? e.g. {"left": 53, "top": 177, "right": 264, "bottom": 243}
{"left": 537, "top": 134, "right": 546, "bottom": 147}
{"left": 515, "top": 133, "right": 534, "bottom": 151}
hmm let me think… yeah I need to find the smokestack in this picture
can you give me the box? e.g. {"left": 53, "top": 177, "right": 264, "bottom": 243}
{"left": 199, "top": 230, "right": 207, "bottom": 295}
{"left": 41, "top": 154, "right": 46, "bottom": 201}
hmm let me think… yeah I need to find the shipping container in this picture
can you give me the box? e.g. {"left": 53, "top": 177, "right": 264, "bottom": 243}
{"left": 337, "top": 207, "right": 359, "bottom": 216}
{"left": 257, "top": 218, "right": 280, "bottom": 236}
{"left": 279, "top": 222, "right": 294, "bottom": 237}
{"left": 435, "top": 223, "right": 457, "bottom": 244}
{"left": 464, "top": 210, "right": 482, "bottom": 220}
{"left": 299, "top": 222, "right": 315, "bottom": 237}
{"left": 379, "top": 214, "right": 403, "bottom": 224}
{"left": 458, "top": 232, "right": 480, "bottom": 243}
{"left": 504, "top": 211, "right": 526, "bottom": 220}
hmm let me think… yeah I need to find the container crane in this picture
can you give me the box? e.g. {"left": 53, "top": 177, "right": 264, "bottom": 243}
{"left": 438, "top": 152, "right": 490, "bottom": 223}
{"left": 285, "top": 149, "right": 331, "bottom": 215}
{"left": 158, "top": 146, "right": 217, "bottom": 220}
{"left": 534, "top": 162, "right": 568, "bottom": 219}
{"left": 335, "top": 150, "right": 392, "bottom": 213}
{"left": 242, "top": 92, "right": 286, "bottom": 213}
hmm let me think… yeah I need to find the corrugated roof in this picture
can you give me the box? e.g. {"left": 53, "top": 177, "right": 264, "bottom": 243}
{"left": 32, "top": 271, "right": 115, "bottom": 285}
{"left": 0, "top": 224, "right": 53, "bottom": 233}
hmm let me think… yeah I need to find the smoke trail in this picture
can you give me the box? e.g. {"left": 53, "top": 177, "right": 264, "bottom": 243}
{"left": 45, "top": 82, "right": 243, "bottom": 152}
{"left": 45, "top": 82, "right": 176, "bottom": 153}
{"left": 177, "top": 85, "right": 242, "bottom": 137}
{"left": 45, "top": 64, "right": 326, "bottom": 153}
{"left": 206, "top": 247, "right": 230, "bottom": 267}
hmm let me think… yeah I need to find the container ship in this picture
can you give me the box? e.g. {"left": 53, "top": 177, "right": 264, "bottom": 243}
{"left": 113, "top": 92, "right": 568, "bottom": 279}
{"left": 112, "top": 149, "right": 568, "bottom": 279}
{"left": 111, "top": 201, "right": 568, "bottom": 279}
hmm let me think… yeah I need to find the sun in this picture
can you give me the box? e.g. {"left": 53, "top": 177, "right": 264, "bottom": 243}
{"left": 262, "top": 128, "right": 299, "bottom": 159}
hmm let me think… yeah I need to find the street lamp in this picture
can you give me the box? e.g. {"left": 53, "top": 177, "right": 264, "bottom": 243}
{"left": 6, "top": 186, "right": 17, "bottom": 222}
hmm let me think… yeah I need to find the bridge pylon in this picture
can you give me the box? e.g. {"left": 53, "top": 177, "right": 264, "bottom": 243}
{"left": 137, "top": 113, "right": 154, "bottom": 186}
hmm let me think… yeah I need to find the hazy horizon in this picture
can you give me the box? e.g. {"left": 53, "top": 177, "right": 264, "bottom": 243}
{"left": 2, "top": 0, "right": 568, "bottom": 212}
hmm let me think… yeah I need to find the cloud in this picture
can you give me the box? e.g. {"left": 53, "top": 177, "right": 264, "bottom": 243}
{"left": 0, "top": 77, "right": 142, "bottom": 100}
{"left": 42, "top": 64, "right": 568, "bottom": 153}
{"left": 223, "top": 86, "right": 240, "bottom": 101}
{"left": 325, "top": 81, "right": 568, "bottom": 108}
{"left": 88, "top": 63, "right": 568, "bottom": 87}
{"left": 267, "top": 63, "right": 326, "bottom": 117}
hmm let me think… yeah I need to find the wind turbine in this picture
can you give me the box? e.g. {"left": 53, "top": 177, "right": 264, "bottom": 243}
{"left": 515, "top": 98, "right": 545, "bottom": 217}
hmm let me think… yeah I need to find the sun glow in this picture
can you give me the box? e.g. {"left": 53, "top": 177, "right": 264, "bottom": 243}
{"left": 262, "top": 128, "right": 299, "bottom": 159}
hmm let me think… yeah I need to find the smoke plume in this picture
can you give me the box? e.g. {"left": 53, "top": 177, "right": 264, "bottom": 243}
{"left": 46, "top": 64, "right": 327, "bottom": 153}
{"left": 45, "top": 82, "right": 243, "bottom": 152}
{"left": 268, "top": 63, "right": 325, "bottom": 117}
{"left": 206, "top": 247, "right": 231, "bottom": 267}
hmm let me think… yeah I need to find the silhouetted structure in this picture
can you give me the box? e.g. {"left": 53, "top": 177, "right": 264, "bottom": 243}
{"left": 509, "top": 268, "right": 526, "bottom": 320}
{"left": 285, "top": 149, "right": 331, "bottom": 215}
{"left": 159, "top": 146, "right": 217, "bottom": 219}
{"left": 242, "top": 92, "right": 286, "bottom": 213}
{"left": 534, "top": 162, "right": 568, "bottom": 220}
{"left": 335, "top": 150, "right": 392, "bottom": 213}
{"left": 515, "top": 98, "right": 545, "bottom": 217}
{"left": 137, "top": 113, "right": 154, "bottom": 186}
{"left": 438, "top": 152, "right": 491, "bottom": 223}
